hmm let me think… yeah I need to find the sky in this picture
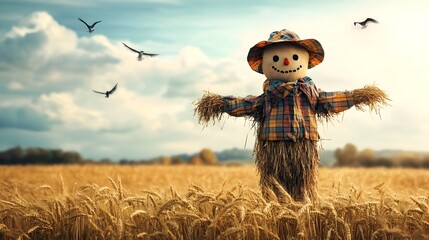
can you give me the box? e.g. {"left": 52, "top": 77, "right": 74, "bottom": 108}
{"left": 1, "top": 0, "right": 429, "bottom": 161}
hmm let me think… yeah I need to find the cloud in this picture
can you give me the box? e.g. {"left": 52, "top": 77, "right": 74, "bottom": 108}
{"left": 0, "top": 30, "right": 46, "bottom": 69}
{"left": 35, "top": 92, "right": 110, "bottom": 131}
{"left": 0, "top": 11, "right": 259, "bottom": 159}
{"left": 21, "top": 0, "right": 180, "bottom": 6}
{"left": 0, "top": 105, "right": 54, "bottom": 131}
{"left": 1, "top": 2, "right": 429, "bottom": 160}
{"left": 0, "top": 12, "right": 119, "bottom": 94}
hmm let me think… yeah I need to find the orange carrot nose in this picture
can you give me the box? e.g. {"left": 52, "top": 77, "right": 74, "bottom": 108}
{"left": 283, "top": 58, "right": 290, "bottom": 66}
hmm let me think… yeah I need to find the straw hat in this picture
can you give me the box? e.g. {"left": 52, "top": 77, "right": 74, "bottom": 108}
{"left": 247, "top": 29, "right": 324, "bottom": 74}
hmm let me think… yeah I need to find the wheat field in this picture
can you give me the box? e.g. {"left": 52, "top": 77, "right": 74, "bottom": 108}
{"left": 0, "top": 165, "right": 428, "bottom": 239}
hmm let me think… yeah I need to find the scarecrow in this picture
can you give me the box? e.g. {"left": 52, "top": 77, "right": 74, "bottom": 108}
{"left": 195, "top": 29, "right": 388, "bottom": 202}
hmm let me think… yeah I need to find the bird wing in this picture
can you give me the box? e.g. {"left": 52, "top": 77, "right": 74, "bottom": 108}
{"left": 93, "top": 90, "right": 105, "bottom": 95}
{"left": 122, "top": 43, "right": 140, "bottom": 53}
{"left": 78, "top": 18, "right": 91, "bottom": 29}
{"left": 108, "top": 83, "right": 118, "bottom": 94}
{"left": 143, "top": 52, "right": 158, "bottom": 57}
{"left": 91, "top": 20, "right": 102, "bottom": 28}
{"left": 366, "top": 18, "right": 379, "bottom": 23}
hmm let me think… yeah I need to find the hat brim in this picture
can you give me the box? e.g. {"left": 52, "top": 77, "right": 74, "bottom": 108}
{"left": 247, "top": 38, "right": 324, "bottom": 74}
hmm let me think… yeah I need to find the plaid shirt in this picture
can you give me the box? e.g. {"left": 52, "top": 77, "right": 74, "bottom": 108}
{"left": 223, "top": 76, "right": 355, "bottom": 141}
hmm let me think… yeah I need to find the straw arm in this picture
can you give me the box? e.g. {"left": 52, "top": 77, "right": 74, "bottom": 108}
{"left": 316, "top": 85, "right": 390, "bottom": 122}
{"left": 193, "top": 92, "right": 226, "bottom": 126}
{"left": 194, "top": 92, "right": 263, "bottom": 126}
{"left": 351, "top": 85, "right": 390, "bottom": 113}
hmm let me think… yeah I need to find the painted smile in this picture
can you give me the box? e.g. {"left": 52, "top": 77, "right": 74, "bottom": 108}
{"left": 271, "top": 65, "right": 302, "bottom": 74}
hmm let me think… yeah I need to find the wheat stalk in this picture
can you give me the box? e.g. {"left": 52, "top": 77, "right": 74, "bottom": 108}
{"left": 34, "top": 185, "right": 56, "bottom": 196}
{"left": 217, "top": 227, "right": 244, "bottom": 240}
{"left": 0, "top": 223, "right": 7, "bottom": 230}
{"left": 411, "top": 197, "right": 429, "bottom": 214}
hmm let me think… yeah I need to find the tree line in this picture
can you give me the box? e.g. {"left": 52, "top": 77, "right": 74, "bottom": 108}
{"left": 0, "top": 146, "right": 86, "bottom": 165}
{"left": 119, "top": 148, "right": 219, "bottom": 166}
{"left": 334, "top": 143, "right": 429, "bottom": 168}
{"left": 2, "top": 144, "right": 428, "bottom": 168}
{"left": 0, "top": 147, "right": 220, "bottom": 165}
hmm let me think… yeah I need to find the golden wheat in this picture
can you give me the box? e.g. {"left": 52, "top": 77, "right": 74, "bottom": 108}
{"left": 0, "top": 165, "right": 429, "bottom": 239}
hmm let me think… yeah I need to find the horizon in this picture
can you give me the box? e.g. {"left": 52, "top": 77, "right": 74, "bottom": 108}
{"left": 1, "top": 144, "right": 428, "bottom": 162}
{"left": 1, "top": 0, "right": 429, "bottom": 160}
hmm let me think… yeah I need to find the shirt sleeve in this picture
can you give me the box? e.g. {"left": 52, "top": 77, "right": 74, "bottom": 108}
{"left": 223, "top": 94, "right": 264, "bottom": 117}
{"left": 316, "top": 91, "right": 355, "bottom": 114}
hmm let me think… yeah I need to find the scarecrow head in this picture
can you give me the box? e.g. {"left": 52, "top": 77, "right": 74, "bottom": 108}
{"left": 247, "top": 29, "right": 325, "bottom": 82}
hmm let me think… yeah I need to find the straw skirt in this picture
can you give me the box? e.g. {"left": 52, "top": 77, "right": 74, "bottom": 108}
{"left": 254, "top": 139, "right": 319, "bottom": 202}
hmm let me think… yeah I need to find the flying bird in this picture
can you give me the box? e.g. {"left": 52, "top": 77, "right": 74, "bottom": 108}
{"left": 354, "top": 18, "right": 379, "bottom": 29}
{"left": 93, "top": 83, "right": 118, "bottom": 98}
{"left": 122, "top": 42, "right": 158, "bottom": 61}
{"left": 78, "top": 18, "right": 102, "bottom": 33}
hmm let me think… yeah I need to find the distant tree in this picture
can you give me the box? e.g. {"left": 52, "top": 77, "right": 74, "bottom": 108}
{"left": 397, "top": 153, "right": 422, "bottom": 168}
{"left": 8, "top": 146, "right": 24, "bottom": 162}
{"left": 119, "top": 159, "right": 130, "bottom": 164}
{"left": 171, "top": 156, "right": 184, "bottom": 165}
{"left": 375, "top": 157, "right": 396, "bottom": 168}
{"left": 199, "top": 148, "right": 218, "bottom": 165}
{"left": 61, "top": 151, "right": 84, "bottom": 164}
{"left": 0, "top": 146, "right": 24, "bottom": 164}
{"left": 0, "top": 146, "right": 86, "bottom": 165}
{"left": 23, "top": 148, "right": 52, "bottom": 164}
{"left": 160, "top": 156, "right": 171, "bottom": 166}
{"left": 99, "top": 158, "right": 112, "bottom": 164}
{"left": 422, "top": 157, "right": 429, "bottom": 168}
{"left": 334, "top": 143, "right": 358, "bottom": 166}
{"left": 356, "top": 148, "right": 376, "bottom": 167}
{"left": 188, "top": 155, "right": 202, "bottom": 165}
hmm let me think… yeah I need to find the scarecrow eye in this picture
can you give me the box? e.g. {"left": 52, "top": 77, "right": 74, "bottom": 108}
{"left": 293, "top": 54, "right": 299, "bottom": 61}
{"left": 272, "top": 55, "right": 279, "bottom": 62}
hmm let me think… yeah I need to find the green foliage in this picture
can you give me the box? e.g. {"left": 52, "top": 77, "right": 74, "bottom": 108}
{"left": 171, "top": 156, "right": 185, "bottom": 165}
{"left": 0, "top": 146, "right": 84, "bottom": 165}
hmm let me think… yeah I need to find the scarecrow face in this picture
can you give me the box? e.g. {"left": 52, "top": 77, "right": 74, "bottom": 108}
{"left": 262, "top": 43, "right": 309, "bottom": 82}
